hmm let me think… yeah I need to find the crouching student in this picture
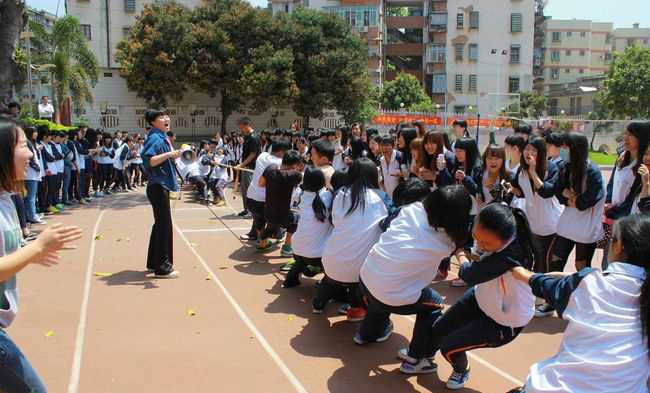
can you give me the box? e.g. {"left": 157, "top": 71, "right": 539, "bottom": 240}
{"left": 177, "top": 146, "right": 207, "bottom": 201}
{"left": 283, "top": 167, "right": 332, "bottom": 288}
{"left": 207, "top": 148, "right": 229, "bottom": 206}
{"left": 508, "top": 214, "right": 650, "bottom": 393}
{"left": 414, "top": 204, "right": 535, "bottom": 390}
{"left": 355, "top": 186, "right": 472, "bottom": 360}
{"left": 315, "top": 158, "right": 389, "bottom": 321}
{"left": 257, "top": 150, "right": 303, "bottom": 256}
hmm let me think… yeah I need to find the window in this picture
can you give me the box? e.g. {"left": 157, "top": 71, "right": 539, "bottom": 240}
{"left": 508, "top": 76, "right": 520, "bottom": 93}
{"left": 551, "top": 68, "right": 560, "bottom": 79}
{"left": 627, "top": 38, "right": 635, "bottom": 47}
{"left": 123, "top": 27, "right": 130, "bottom": 37}
{"left": 510, "top": 45, "right": 520, "bottom": 63}
{"left": 469, "top": 44, "right": 478, "bottom": 61}
{"left": 565, "top": 68, "right": 571, "bottom": 73}
{"left": 103, "top": 72, "right": 113, "bottom": 77}
{"left": 80, "top": 24, "right": 91, "bottom": 40}
{"left": 454, "top": 105, "right": 466, "bottom": 113}
{"left": 580, "top": 31, "right": 586, "bottom": 38}
{"left": 455, "top": 74, "right": 463, "bottom": 92}
{"left": 567, "top": 31, "right": 572, "bottom": 37}
{"left": 456, "top": 13, "right": 464, "bottom": 29}
{"left": 469, "top": 11, "right": 479, "bottom": 29}
{"left": 469, "top": 74, "right": 477, "bottom": 92}
{"left": 511, "top": 13, "right": 522, "bottom": 33}
{"left": 565, "top": 50, "right": 571, "bottom": 56}
{"left": 284, "top": 3, "right": 289, "bottom": 12}
{"left": 304, "top": 0, "right": 309, "bottom": 7}
{"left": 580, "top": 50, "right": 586, "bottom": 56}
{"left": 430, "top": 12, "right": 447, "bottom": 29}
{"left": 432, "top": 73, "right": 447, "bottom": 93}
{"left": 429, "top": 44, "right": 446, "bottom": 63}
{"left": 125, "top": 0, "right": 136, "bottom": 12}
{"left": 552, "top": 31, "right": 561, "bottom": 42}
{"left": 326, "top": 6, "right": 378, "bottom": 27}
{"left": 579, "top": 69, "right": 584, "bottom": 74}
{"left": 551, "top": 50, "right": 560, "bottom": 62}
{"left": 455, "top": 43, "right": 464, "bottom": 61}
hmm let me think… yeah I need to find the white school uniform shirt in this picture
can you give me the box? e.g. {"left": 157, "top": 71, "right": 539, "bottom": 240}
{"left": 26, "top": 146, "right": 42, "bottom": 181}
{"left": 557, "top": 175, "right": 606, "bottom": 244}
{"left": 42, "top": 143, "right": 58, "bottom": 175}
{"left": 474, "top": 240, "right": 536, "bottom": 328}
{"left": 380, "top": 150, "right": 401, "bottom": 199}
{"left": 112, "top": 144, "right": 127, "bottom": 170}
{"left": 518, "top": 170, "right": 563, "bottom": 236}
{"left": 611, "top": 159, "right": 637, "bottom": 206}
{"left": 96, "top": 146, "right": 114, "bottom": 165}
{"left": 209, "top": 155, "right": 229, "bottom": 182}
{"left": 333, "top": 141, "right": 347, "bottom": 171}
{"left": 525, "top": 263, "right": 649, "bottom": 393}
{"left": 131, "top": 146, "right": 143, "bottom": 165}
{"left": 198, "top": 153, "right": 212, "bottom": 178}
{"left": 74, "top": 143, "right": 85, "bottom": 171}
{"left": 360, "top": 202, "right": 456, "bottom": 306}
{"left": 51, "top": 143, "right": 64, "bottom": 173}
{"left": 246, "top": 152, "right": 282, "bottom": 203}
{"left": 292, "top": 189, "right": 333, "bottom": 258}
{"left": 506, "top": 160, "right": 526, "bottom": 212}
{"left": 321, "top": 188, "right": 388, "bottom": 284}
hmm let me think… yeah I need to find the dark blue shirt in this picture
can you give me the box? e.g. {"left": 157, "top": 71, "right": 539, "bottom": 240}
{"left": 141, "top": 129, "right": 179, "bottom": 192}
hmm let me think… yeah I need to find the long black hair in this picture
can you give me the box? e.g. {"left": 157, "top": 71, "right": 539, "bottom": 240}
{"left": 423, "top": 185, "right": 472, "bottom": 247}
{"left": 302, "top": 166, "right": 327, "bottom": 222}
{"left": 620, "top": 122, "right": 650, "bottom": 171}
{"left": 521, "top": 136, "right": 548, "bottom": 193}
{"left": 0, "top": 118, "right": 21, "bottom": 192}
{"left": 454, "top": 137, "right": 481, "bottom": 171}
{"left": 399, "top": 128, "right": 418, "bottom": 165}
{"left": 612, "top": 214, "right": 650, "bottom": 357}
{"left": 344, "top": 158, "right": 379, "bottom": 216}
{"left": 476, "top": 204, "right": 534, "bottom": 268}
{"left": 565, "top": 132, "right": 590, "bottom": 194}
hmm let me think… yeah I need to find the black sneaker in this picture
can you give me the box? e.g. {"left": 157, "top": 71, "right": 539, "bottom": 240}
{"left": 353, "top": 320, "right": 393, "bottom": 345}
{"left": 237, "top": 210, "right": 249, "bottom": 217}
{"left": 446, "top": 368, "right": 470, "bottom": 390}
{"left": 534, "top": 303, "right": 555, "bottom": 318}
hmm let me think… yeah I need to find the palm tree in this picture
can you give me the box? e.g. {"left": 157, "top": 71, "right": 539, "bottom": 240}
{"left": 32, "top": 16, "right": 99, "bottom": 117}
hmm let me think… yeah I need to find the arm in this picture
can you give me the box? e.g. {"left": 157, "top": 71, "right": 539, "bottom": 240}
{"left": 459, "top": 166, "right": 481, "bottom": 196}
{"left": 456, "top": 249, "right": 519, "bottom": 286}
{"left": 51, "top": 144, "right": 63, "bottom": 160}
{"left": 536, "top": 161, "right": 560, "bottom": 198}
{"left": 41, "top": 146, "right": 55, "bottom": 163}
{"left": 240, "top": 152, "right": 257, "bottom": 168}
{"left": 575, "top": 165, "right": 605, "bottom": 211}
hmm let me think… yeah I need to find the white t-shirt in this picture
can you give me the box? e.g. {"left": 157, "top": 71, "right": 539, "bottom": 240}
{"left": 96, "top": 146, "right": 114, "bottom": 165}
{"left": 321, "top": 188, "right": 388, "bottom": 283}
{"left": 557, "top": 194, "right": 606, "bottom": 244}
{"left": 42, "top": 143, "right": 58, "bottom": 175}
{"left": 611, "top": 159, "right": 637, "bottom": 206}
{"left": 51, "top": 143, "right": 64, "bottom": 173}
{"left": 525, "top": 263, "right": 649, "bottom": 393}
{"left": 0, "top": 192, "right": 20, "bottom": 328}
{"left": 380, "top": 150, "right": 401, "bottom": 199}
{"left": 131, "top": 146, "right": 143, "bottom": 165}
{"left": 26, "top": 146, "right": 42, "bottom": 181}
{"left": 518, "top": 170, "right": 563, "bottom": 236}
{"left": 292, "top": 189, "right": 333, "bottom": 258}
{"left": 209, "top": 155, "right": 229, "bottom": 182}
{"left": 247, "top": 152, "right": 282, "bottom": 202}
{"left": 38, "top": 103, "right": 54, "bottom": 119}
{"left": 360, "top": 202, "right": 456, "bottom": 306}
{"left": 507, "top": 161, "right": 526, "bottom": 212}
{"left": 113, "top": 144, "right": 128, "bottom": 170}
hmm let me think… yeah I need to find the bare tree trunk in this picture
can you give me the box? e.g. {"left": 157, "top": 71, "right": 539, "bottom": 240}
{"left": 0, "top": 0, "right": 26, "bottom": 110}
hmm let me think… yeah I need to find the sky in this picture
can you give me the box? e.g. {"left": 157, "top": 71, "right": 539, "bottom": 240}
{"left": 26, "top": 0, "right": 650, "bottom": 28}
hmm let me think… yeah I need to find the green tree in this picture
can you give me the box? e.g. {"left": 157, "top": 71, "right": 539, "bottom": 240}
{"left": 116, "top": 2, "right": 194, "bottom": 108}
{"left": 381, "top": 72, "right": 432, "bottom": 111}
{"left": 189, "top": 0, "right": 297, "bottom": 132}
{"left": 519, "top": 91, "right": 547, "bottom": 118}
{"left": 337, "top": 81, "right": 380, "bottom": 125}
{"left": 276, "top": 8, "right": 370, "bottom": 128}
{"left": 601, "top": 45, "right": 650, "bottom": 119}
{"left": 0, "top": 0, "right": 26, "bottom": 109}
{"left": 32, "top": 16, "right": 99, "bottom": 116}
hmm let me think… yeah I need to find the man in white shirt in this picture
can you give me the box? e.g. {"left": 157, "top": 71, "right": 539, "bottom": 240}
{"left": 38, "top": 96, "right": 55, "bottom": 120}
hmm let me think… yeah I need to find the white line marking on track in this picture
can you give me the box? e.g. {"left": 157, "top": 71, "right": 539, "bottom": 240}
{"left": 68, "top": 209, "right": 106, "bottom": 393}
{"left": 181, "top": 227, "right": 250, "bottom": 233}
{"left": 402, "top": 316, "right": 524, "bottom": 386}
{"left": 174, "top": 223, "right": 309, "bottom": 393}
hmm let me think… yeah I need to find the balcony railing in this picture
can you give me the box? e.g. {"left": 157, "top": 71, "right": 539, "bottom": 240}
{"left": 429, "top": 12, "right": 447, "bottom": 30}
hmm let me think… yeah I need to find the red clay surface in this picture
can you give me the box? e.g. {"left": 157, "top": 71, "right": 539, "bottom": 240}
{"left": 9, "top": 184, "right": 604, "bottom": 393}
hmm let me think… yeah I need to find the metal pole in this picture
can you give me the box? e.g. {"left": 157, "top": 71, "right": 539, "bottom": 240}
{"left": 25, "top": 22, "right": 34, "bottom": 116}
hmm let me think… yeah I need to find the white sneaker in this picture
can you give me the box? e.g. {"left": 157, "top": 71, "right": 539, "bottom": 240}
{"left": 153, "top": 270, "right": 180, "bottom": 279}
{"left": 399, "top": 358, "right": 438, "bottom": 374}
{"left": 446, "top": 368, "right": 471, "bottom": 390}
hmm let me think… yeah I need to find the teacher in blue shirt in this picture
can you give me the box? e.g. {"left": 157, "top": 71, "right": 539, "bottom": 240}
{"left": 141, "top": 110, "right": 181, "bottom": 278}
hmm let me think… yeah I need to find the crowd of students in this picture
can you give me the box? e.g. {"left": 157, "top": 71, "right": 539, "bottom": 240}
{"left": 1, "top": 108, "right": 650, "bottom": 392}
{"left": 183, "top": 117, "right": 648, "bottom": 392}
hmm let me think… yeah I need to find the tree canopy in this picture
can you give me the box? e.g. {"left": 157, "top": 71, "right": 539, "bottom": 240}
{"left": 380, "top": 73, "right": 433, "bottom": 112}
{"left": 601, "top": 45, "right": 650, "bottom": 119}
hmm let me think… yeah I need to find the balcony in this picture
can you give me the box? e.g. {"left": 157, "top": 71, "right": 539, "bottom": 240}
{"left": 384, "top": 43, "right": 424, "bottom": 56}
{"left": 426, "top": 63, "right": 445, "bottom": 74}
{"left": 385, "top": 69, "right": 423, "bottom": 82}
{"left": 429, "top": 12, "right": 447, "bottom": 31}
{"left": 386, "top": 16, "right": 425, "bottom": 28}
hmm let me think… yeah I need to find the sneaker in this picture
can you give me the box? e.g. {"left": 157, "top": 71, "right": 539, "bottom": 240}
{"left": 338, "top": 303, "right": 351, "bottom": 315}
{"left": 55, "top": 203, "right": 65, "bottom": 211}
{"left": 153, "top": 270, "right": 180, "bottom": 279}
{"left": 242, "top": 213, "right": 253, "bottom": 219}
{"left": 79, "top": 199, "right": 88, "bottom": 205}
{"left": 534, "top": 303, "right": 556, "bottom": 318}
{"left": 94, "top": 191, "right": 104, "bottom": 198}
{"left": 312, "top": 307, "right": 324, "bottom": 314}
{"left": 346, "top": 307, "right": 367, "bottom": 322}
{"left": 280, "top": 245, "right": 294, "bottom": 257}
{"left": 399, "top": 358, "right": 438, "bottom": 375}
{"left": 451, "top": 278, "right": 468, "bottom": 287}
{"left": 215, "top": 200, "right": 226, "bottom": 207}
{"left": 446, "top": 368, "right": 471, "bottom": 390}
{"left": 397, "top": 348, "right": 435, "bottom": 364}
{"left": 23, "top": 232, "right": 38, "bottom": 241}
{"left": 237, "top": 210, "right": 249, "bottom": 217}
{"left": 29, "top": 217, "right": 47, "bottom": 225}
{"left": 239, "top": 233, "right": 257, "bottom": 242}
{"left": 303, "top": 265, "right": 323, "bottom": 277}
{"left": 256, "top": 240, "right": 273, "bottom": 252}
{"left": 353, "top": 321, "right": 393, "bottom": 345}
{"left": 47, "top": 206, "right": 60, "bottom": 214}
{"left": 281, "top": 259, "right": 296, "bottom": 272}
{"left": 282, "top": 279, "right": 300, "bottom": 288}
{"left": 104, "top": 189, "right": 112, "bottom": 195}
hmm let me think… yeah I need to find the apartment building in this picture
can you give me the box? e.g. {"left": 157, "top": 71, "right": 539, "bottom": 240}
{"left": 613, "top": 23, "right": 650, "bottom": 52}
{"left": 65, "top": 0, "right": 313, "bottom": 134}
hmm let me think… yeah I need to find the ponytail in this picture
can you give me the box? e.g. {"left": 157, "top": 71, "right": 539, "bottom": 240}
{"left": 511, "top": 207, "right": 534, "bottom": 269}
{"left": 312, "top": 192, "right": 327, "bottom": 223}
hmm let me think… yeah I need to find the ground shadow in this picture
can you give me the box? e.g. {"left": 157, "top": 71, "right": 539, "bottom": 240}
{"left": 98, "top": 269, "right": 159, "bottom": 289}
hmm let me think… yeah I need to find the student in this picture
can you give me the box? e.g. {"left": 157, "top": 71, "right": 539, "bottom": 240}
{"left": 452, "top": 137, "right": 482, "bottom": 215}
{"left": 316, "top": 158, "right": 389, "bottom": 320}
{"left": 283, "top": 167, "right": 332, "bottom": 287}
{"left": 237, "top": 117, "right": 261, "bottom": 218}
{"left": 241, "top": 141, "right": 290, "bottom": 243}
{"left": 379, "top": 136, "right": 402, "bottom": 199}
{"left": 379, "top": 177, "right": 431, "bottom": 232}
{"left": 514, "top": 123, "right": 533, "bottom": 141}
{"left": 509, "top": 136, "right": 562, "bottom": 274}
{"left": 544, "top": 131, "right": 565, "bottom": 167}
{"left": 367, "top": 135, "right": 382, "bottom": 166}
{"left": 258, "top": 150, "right": 303, "bottom": 256}
{"left": 130, "top": 136, "right": 144, "bottom": 187}
{"left": 476, "top": 144, "right": 510, "bottom": 207}
{"left": 356, "top": 186, "right": 471, "bottom": 354}
{"left": 177, "top": 146, "right": 208, "bottom": 200}
{"left": 419, "top": 130, "right": 455, "bottom": 187}
{"left": 96, "top": 133, "right": 115, "bottom": 195}
{"left": 310, "top": 139, "right": 336, "bottom": 189}
{"left": 38, "top": 128, "right": 59, "bottom": 214}
{"left": 631, "top": 144, "right": 650, "bottom": 215}
{"left": 112, "top": 135, "right": 132, "bottom": 192}
{"left": 0, "top": 118, "right": 82, "bottom": 393}
{"left": 505, "top": 134, "right": 528, "bottom": 212}
{"left": 537, "top": 133, "right": 605, "bottom": 317}
{"left": 206, "top": 147, "right": 229, "bottom": 206}
{"left": 397, "top": 128, "right": 418, "bottom": 174}
{"left": 411, "top": 204, "right": 535, "bottom": 390}
{"left": 141, "top": 110, "right": 181, "bottom": 278}
{"left": 408, "top": 138, "right": 423, "bottom": 178}
{"left": 49, "top": 133, "right": 65, "bottom": 211}
{"left": 24, "top": 127, "right": 44, "bottom": 224}
{"left": 509, "top": 214, "right": 650, "bottom": 393}
{"left": 450, "top": 120, "right": 470, "bottom": 150}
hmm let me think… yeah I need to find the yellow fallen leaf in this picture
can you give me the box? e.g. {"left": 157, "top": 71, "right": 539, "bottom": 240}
{"left": 187, "top": 308, "right": 196, "bottom": 317}
{"left": 116, "top": 237, "right": 130, "bottom": 242}
{"left": 288, "top": 316, "right": 294, "bottom": 322}
{"left": 189, "top": 242, "right": 198, "bottom": 247}
{"left": 94, "top": 234, "right": 103, "bottom": 240}
{"left": 45, "top": 330, "right": 54, "bottom": 338}
{"left": 94, "top": 272, "right": 112, "bottom": 277}
{"left": 218, "top": 266, "right": 228, "bottom": 270}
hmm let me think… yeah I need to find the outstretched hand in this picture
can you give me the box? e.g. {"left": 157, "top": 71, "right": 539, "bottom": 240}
{"left": 32, "top": 223, "right": 83, "bottom": 266}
